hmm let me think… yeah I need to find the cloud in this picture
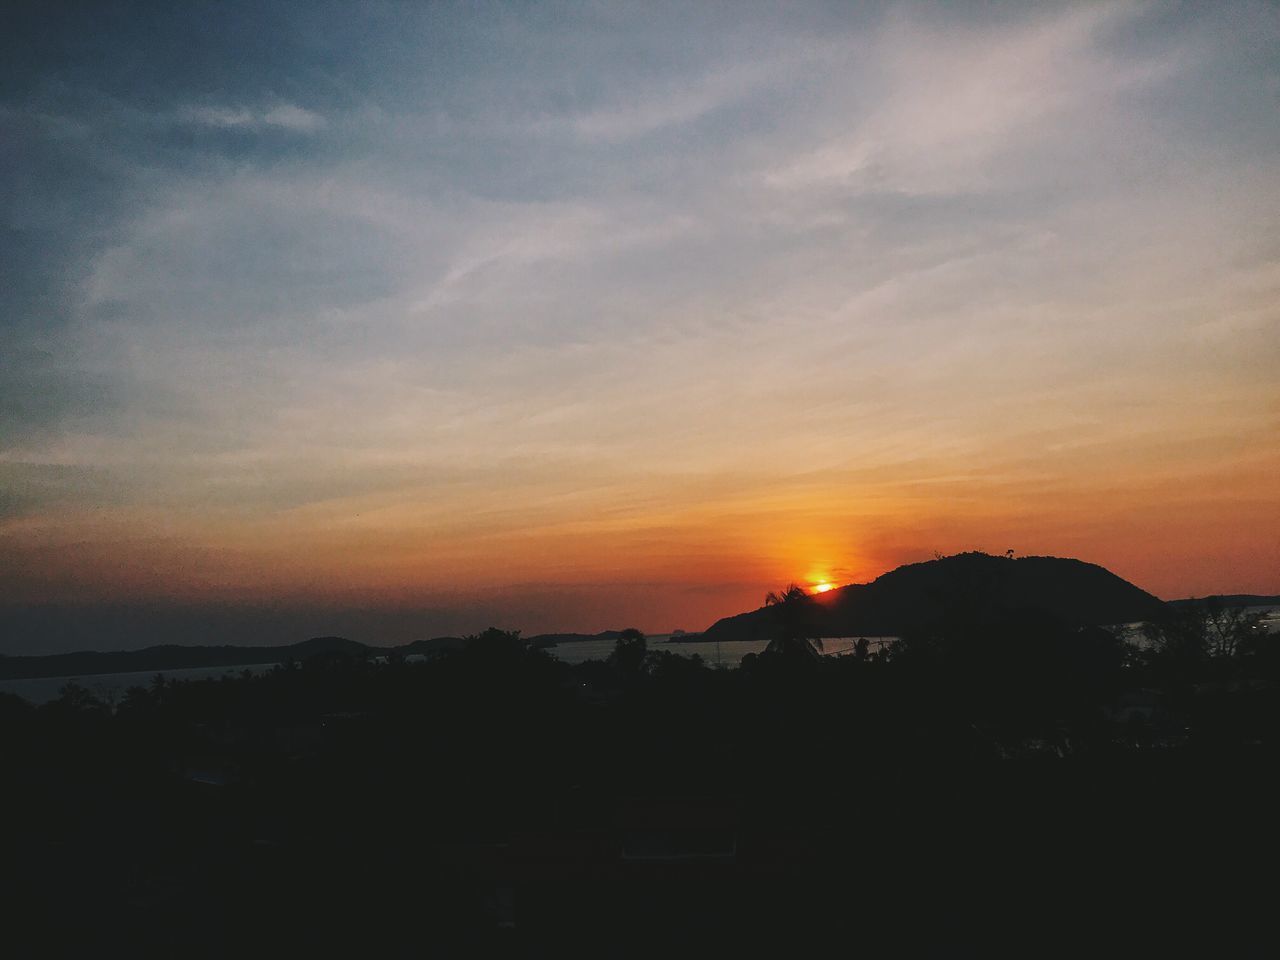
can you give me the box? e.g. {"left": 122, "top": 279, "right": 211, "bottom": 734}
{"left": 559, "top": 58, "right": 779, "bottom": 143}
{"left": 180, "top": 102, "right": 327, "bottom": 133}
{"left": 763, "top": 3, "right": 1165, "bottom": 195}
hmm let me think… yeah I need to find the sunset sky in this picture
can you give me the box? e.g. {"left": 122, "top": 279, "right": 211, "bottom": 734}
{"left": 3, "top": 2, "right": 1278, "bottom": 653}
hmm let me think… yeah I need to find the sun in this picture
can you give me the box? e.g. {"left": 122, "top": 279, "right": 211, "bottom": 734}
{"left": 812, "top": 582, "right": 834, "bottom": 593}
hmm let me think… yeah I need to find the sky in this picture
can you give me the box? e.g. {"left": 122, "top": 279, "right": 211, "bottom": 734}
{"left": 2, "top": 1, "right": 1278, "bottom": 653}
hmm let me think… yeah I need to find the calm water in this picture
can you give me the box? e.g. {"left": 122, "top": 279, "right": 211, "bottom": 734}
{"left": 546, "top": 635, "right": 892, "bottom": 667}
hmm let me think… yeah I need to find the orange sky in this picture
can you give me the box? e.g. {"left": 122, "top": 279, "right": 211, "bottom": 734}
{"left": 2, "top": 3, "right": 1278, "bottom": 652}
{"left": 3, "top": 429, "right": 1276, "bottom": 644}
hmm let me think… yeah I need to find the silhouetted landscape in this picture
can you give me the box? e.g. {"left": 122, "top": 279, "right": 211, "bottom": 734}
{"left": 700, "top": 552, "right": 1168, "bottom": 642}
{"left": 0, "top": 553, "right": 1200, "bottom": 681}
{"left": 0, "top": 631, "right": 637, "bottom": 682}
{"left": 4, "top": 554, "right": 1278, "bottom": 954}
{"left": 6, "top": 2, "right": 1279, "bottom": 955}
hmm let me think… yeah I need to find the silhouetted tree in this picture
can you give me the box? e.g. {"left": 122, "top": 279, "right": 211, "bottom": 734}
{"left": 1202, "top": 598, "right": 1266, "bottom": 660}
{"left": 609, "top": 628, "right": 648, "bottom": 675}
{"left": 464, "top": 627, "right": 526, "bottom": 663}
{"left": 645, "top": 648, "right": 705, "bottom": 683}
{"left": 53, "top": 682, "right": 109, "bottom": 715}
{"left": 1142, "top": 599, "right": 1265, "bottom": 675}
{"left": 762, "top": 584, "right": 823, "bottom": 660}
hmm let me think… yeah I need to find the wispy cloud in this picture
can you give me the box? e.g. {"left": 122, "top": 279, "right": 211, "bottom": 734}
{"left": 561, "top": 59, "right": 774, "bottom": 143}
{"left": 764, "top": 3, "right": 1166, "bottom": 194}
{"left": 2, "top": 0, "right": 1278, "bottom": 646}
{"left": 180, "top": 102, "right": 327, "bottom": 133}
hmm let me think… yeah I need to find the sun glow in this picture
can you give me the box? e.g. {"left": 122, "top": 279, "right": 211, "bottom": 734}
{"left": 812, "top": 582, "right": 834, "bottom": 593}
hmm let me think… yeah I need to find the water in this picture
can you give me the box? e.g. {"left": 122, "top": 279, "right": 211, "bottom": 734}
{"left": 545, "top": 635, "right": 893, "bottom": 667}
{"left": 1247, "top": 604, "right": 1280, "bottom": 629}
{"left": 543, "top": 605, "right": 1280, "bottom": 666}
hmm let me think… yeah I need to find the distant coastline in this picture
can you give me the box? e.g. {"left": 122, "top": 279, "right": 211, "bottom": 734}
{"left": 3, "top": 562, "right": 1274, "bottom": 683}
{"left": 0, "top": 631, "right": 644, "bottom": 681}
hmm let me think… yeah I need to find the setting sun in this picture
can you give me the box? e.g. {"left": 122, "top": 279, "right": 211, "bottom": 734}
{"left": 813, "top": 582, "right": 834, "bottom": 593}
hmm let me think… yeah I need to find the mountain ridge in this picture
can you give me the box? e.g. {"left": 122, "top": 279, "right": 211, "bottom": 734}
{"left": 0, "top": 630, "right": 636, "bottom": 681}
{"left": 700, "top": 552, "right": 1169, "bottom": 643}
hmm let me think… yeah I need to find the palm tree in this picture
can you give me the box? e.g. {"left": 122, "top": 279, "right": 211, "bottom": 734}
{"left": 762, "top": 584, "right": 823, "bottom": 659}
{"left": 763, "top": 583, "right": 807, "bottom": 608}
{"left": 610, "top": 627, "right": 648, "bottom": 675}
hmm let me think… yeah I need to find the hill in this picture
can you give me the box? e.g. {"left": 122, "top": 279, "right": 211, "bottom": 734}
{"left": 1168, "top": 594, "right": 1280, "bottom": 609}
{"left": 0, "top": 635, "right": 372, "bottom": 681}
{"left": 700, "top": 552, "right": 1168, "bottom": 643}
{"left": 0, "top": 630, "right": 639, "bottom": 680}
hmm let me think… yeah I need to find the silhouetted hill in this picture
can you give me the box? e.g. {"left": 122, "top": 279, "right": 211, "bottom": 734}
{"left": 287, "top": 636, "right": 371, "bottom": 658}
{"left": 1169, "top": 594, "right": 1280, "bottom": 609}
{"left": 0, "top": 629, "right": 643, "bottom": 680}
{"left": 701, "top": 552, "right": 1169, "bottom": 643}
{"left": 0, "top": 636, "right": 372, "bottom": 681}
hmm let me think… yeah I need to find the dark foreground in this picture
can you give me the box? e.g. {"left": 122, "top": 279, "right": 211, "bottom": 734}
{"left": 3, "top": 616, "right": 1278, "bottom": 956}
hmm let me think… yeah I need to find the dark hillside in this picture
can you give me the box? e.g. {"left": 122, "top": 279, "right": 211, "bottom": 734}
{"left": 0, "top": 636, "right": 372, "bottom": 681}
{"left": 702, "top": 552, "right": 1168, "bottom": 642}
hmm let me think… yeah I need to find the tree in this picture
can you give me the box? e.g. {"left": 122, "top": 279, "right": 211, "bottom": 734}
{"left": 762, "top": 584, "right": 823, "bottom": 660}
{"left": 1202, "top": 597, "right": 1266, "bottom": 660}
{"left": 464, "top": 627, "right": 526, "bottom": 663}
{"left": 1142, "top": 599, "right": 1265, "bottom": 667}
{"left": 609, "top": 628, "right": 648, "bottom": 675}
{"left": 1141, "top": 605, "right": 1208, "bottom": 668}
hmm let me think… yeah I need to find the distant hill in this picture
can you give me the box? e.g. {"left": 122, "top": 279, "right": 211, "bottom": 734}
{"left": 700, "top": 552, "right": 1169, "bottom": 643}
{"left": 0, "top": 629, "right": 640, "bottom": 681}
{"left": 0, "top": 635, "right": 371, "bottom": 682}
{"left": 1168, "top": 594, "right": 1280, "bottom": 609}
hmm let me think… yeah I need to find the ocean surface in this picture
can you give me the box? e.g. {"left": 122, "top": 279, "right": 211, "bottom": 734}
{"left": 547, "top": 634, "right": 888, "bottom": 667}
